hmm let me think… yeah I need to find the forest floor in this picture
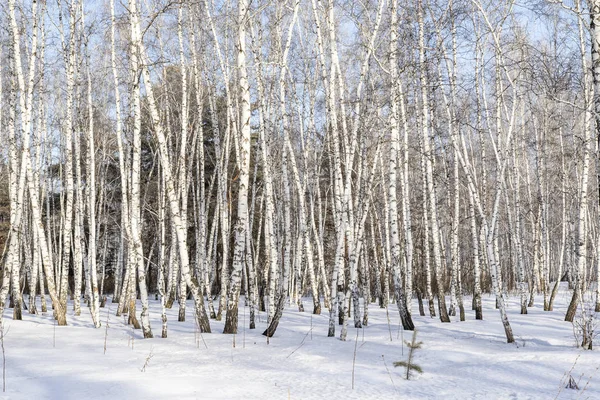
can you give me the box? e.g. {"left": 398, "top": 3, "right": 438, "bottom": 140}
{"left": 0, "top": 285, "right": 598, "bottom": 399}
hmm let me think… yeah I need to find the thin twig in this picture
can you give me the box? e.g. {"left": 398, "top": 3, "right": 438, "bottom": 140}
{"left": 286, "top": 326, "right": 314, "bottom": 359}
{"left": 140, "top": 346, "right": 154, "bottom": 372}
{"left": 555, "top": 354, "right": 581, "bottom": 400}
{"left": 352, "top": 328, "right": 359, "bottom": 389}
{"left": 382, "top": 355, "right": 397, "bottom": 395}
{"left": 385, "top": 306, "right": 393, "bottom": 342}
{"left": 578, "top": 362, "right": 600, "bottom": 398}
{"left": 1, "top": 324, "right": 8, "bottom": 393}
{"left": 104, "top": 306, "right": 110, "bottom": 354}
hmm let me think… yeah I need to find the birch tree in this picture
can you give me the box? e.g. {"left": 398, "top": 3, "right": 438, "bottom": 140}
{"left": 224, "top": 0, "right": 251, "bottom": 334}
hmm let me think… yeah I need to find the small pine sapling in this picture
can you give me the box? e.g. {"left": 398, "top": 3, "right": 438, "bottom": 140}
{"left": 565, "top": 375, "right": 579, "bottom": 390}
{"left": 394, "top": 330, "right": 423, "bottom": 380}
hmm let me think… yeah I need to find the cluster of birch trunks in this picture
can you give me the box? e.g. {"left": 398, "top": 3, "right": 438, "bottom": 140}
{"left": 2, "top": 0, "right": 600, "bottom": 344}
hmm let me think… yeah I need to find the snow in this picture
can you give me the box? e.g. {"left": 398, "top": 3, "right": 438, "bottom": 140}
{"left": 1, "top": 288, "right": 598, "bottom": 399}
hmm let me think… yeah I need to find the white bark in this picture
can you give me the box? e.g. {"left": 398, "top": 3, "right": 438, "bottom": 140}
{"left": 224, "top": 0, "right": 252, "bottom": 334}
{"left": 565, "top": 0, "right": 592, "bottom": 322}
{"left": 388, "top": 0, "right": 414, "bottom": 331}
{"left": 81, "top": 2, "right": 100, "bottom": 327}
{"left": 418, "top": 0, "right": 449, "bottom": 323}
{"left": 129, "top": 0, "right": 152, "bottom": 337}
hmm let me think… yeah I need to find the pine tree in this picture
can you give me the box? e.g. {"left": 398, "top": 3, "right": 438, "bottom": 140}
{"left": 394, "top": 330, "right": 423, "bottom": 380}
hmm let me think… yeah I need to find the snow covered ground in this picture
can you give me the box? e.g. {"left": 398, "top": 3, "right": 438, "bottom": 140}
{"left": 0, "top": 287, "right": 598, "bottom": 399}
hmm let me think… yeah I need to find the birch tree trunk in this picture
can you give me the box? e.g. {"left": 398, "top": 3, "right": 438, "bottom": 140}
{"left": 388, "top": 0, "right": 414, "bottom": 331}
{"left": 418, "top": 0, "right": 450, "bottom": 323}
{"left": 73, "top": 110, "right": 84, "bottom": 317}
{"left": 58, "top": 0, "right": 78, "bottom": 316}
{"left": 82, "top": 2, "right": 100, "bottom": 327}
{"left": 589, "top": 0, "right": 600, "bottom": 313}
{"left": 224, "top": 0, "right": 251, "bottom": 334}
{"left": 566, "top": 0, "right": 592, "bottom": 322}
{"left": 129, "top": 0, "right": 152, "bottom": 337}
{"left": 549, "top": 129, "right": 567, "bottom": 311}
{"left": 512, "top": 124, "right": 528, "bottom": 315}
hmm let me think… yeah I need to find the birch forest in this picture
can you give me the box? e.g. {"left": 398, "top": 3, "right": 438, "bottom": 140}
{"left": 1, "top": 0, "right": 600, "bottom": 351}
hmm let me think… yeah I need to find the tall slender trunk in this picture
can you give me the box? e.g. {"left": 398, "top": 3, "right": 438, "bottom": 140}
{"left": 549, "top": 129, "right": 567, "bottom": 310}
{"left": 418, "top": 0, "right": 449, "bottom": 323}
{"left": 389, "top": 0, "right": 415, "bottom": 332}
{"left": 589, "top": 0, "right": 600, "bottom": 313}
{"left": 128, "top": 0, "right": 152, "bottom": 337}
{"left": 224, "top": 0, "right": 252, "bottom": 334}
{"left": 58, "top": 0, "right": 78, "bottom": 316}
{"left": 566, "top": 0, "right": 592, "bottom": 322}
{"left": 82, "top": 2, "right": 100, "bottom": 327}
